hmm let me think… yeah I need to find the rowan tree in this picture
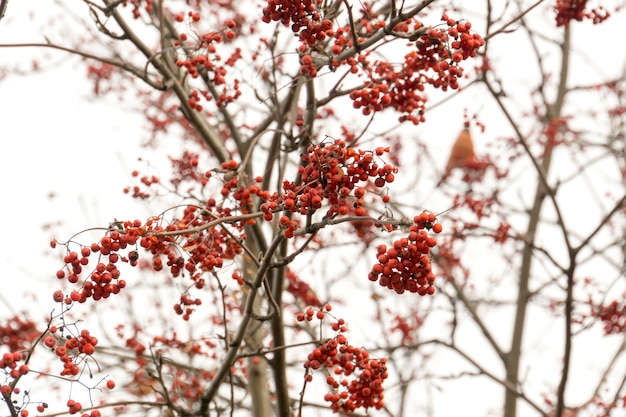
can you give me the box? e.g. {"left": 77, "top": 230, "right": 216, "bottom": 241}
{"left": 0, "top": 1, "right": 625, "bottom": 417}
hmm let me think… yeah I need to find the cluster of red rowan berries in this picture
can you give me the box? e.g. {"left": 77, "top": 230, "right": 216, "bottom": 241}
{"left": 411, "top": 16, "right": 483, "bottom": 91}
{"left": 0, "top": 316, "right": 39, "bottom": 351}
{"left": 304, "top": 333, "right": 387, "bottom": 412}
{"left": 286, "top": 269, "right": 322, "bottom": 307}
{"left": 353, "top": 59, "right": 428, "bottom": 124}
{"left": 53, "top": 198, "right": 247, "bottom": 321}
{"left": 262, "top": 0, "right": 332, "bottom": 47}
{"left": 596, "top": 301, "right": 626, "bottom": 335}
{"left": 442, "top": 17, "right": 484, "bottom": 58}
{"left": 368, "top": 212, "right": 442, "bottom": 295}
{"left": 260, "top": 140, "right": 395, "bottom": 224}
{"left": 66, "top": 399, "right": 83, "bottom": 415}
{"left": 123, "top": 168, "right": 155, "bottom": 199}
{"left": 170, "top": 22, "right": 242, "bottom": 107}
{"left": 52, "top": 228, "right": 134, "bottom": 303}
{"left": 296, "top": 304, "right": 334, "bottom": 323}
{"left": 350, "top": 15, "right": 484, "bottom": 123}
{"left": 86, "top": 63, "right": 116, "bottom": 96}
{"left": 139, "top": 208, "right": 245, "bottom": 313}
{"left": 554, "top": 0, "right": 610, "bottom": 26}
{"left": 349, "top": 83, "right": 393, "bottom": 116}
{"left": 122, "top": 0, "right": 152, "bottom": 19}
{"left": 42, "top": 327, "right": 99, "bottom": 376}
{"left": 174, "top": 293, "right": 203, "bottom": 320}
{"left": 1, "top": 351, "right": 28, "bottom": 380}
{"left": 390, "top": 313, "right": 422, "bottom": 346}
{"left": 296, "top": 307, "right": 387, "bottom": 412}
{"left": 168, "top": 151, "right": 207, "bottom": 189}
{"left": 1, "top": 351, "right": 52, "bottom": 417}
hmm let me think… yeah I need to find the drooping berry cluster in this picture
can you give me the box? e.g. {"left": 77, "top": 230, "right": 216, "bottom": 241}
{"left": 368, "top": 212, "right": 442, "bottom": 295}
{"left": 53, "top": 201, "right": 246, "bottom": 320}
{"left": 304, "top": 332, "right": 387, "bottom": 413}
{"left": 1, "top": 352, "right": 28, "bottom": 381}
{"left": 121, "top": 0, "right": 153, "bottom": 19}
{"left": 596, "top": 300, "right": 626, "bottom": 335}
{"left": 42, "top": 327, "right": 100, "bottom": 376}
{"left": 554, "top": 0, "right": 611, "bottom": 26}
{"left": 1, "top": 351, "right": 30, "bottom": 417}
{"left": 351, "top": 16, "right": 484, "bottom": 124}
{"left": 170, "top": 19, "right": 243, "bottom": 107}
{"left": 52, "top": 228, "right": 135, "bottom": 303}
{"left": 86, "top": 63, "right": 116, "bottom": 96}
{"left": 286, "top": 269, "right": 323, "bottom": 306}
{"left": 262, "top": 0, "right": 333, "bottom": 47}
{"left": 119, "top": 329, "right": 217, "bottom": 403}
{"left": 260, "top": 140, "right": 396, "bottom": 223}
{"left": 390, "top": 313, "right": 423, "bottom": 345}
{"left": 0, "top": 316, "right": 39, "bottom": 351}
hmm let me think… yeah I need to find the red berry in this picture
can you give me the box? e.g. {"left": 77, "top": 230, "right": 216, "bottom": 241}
{"left": 82, "top": 343, "right": 95, "bottom": 355}
{"left": 44, "top": 336, "right": 57, "bottom": 348}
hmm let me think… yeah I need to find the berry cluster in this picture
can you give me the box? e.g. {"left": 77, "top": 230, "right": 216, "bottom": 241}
{"left": 286, "top": 269, "right": 322, "bottom": 306}
{"left": 64, "top": 398, "right": 103, "bottom": 416}
{"left": 260, "top": 140, "right": 396, "bottom": 222}
{"left": 596, "top": 300, "right": 626, "bottom": 335}
{"left": 173, "top": 293, "right": 203, "bottom": 320}
{"left": 0, "top": 316, "right": 39, "bottom": 351}
{"left": 53, "top": 201, "right": 246, "bottom": 321}
{"left": 390, "top": 313, "right": 423, "bottom": 345}
{"left": 172, "top": 25, "right": 242, "bottom": 106}
{"left": 168, "top": 150, "right": 206, "bottom": 189}
{"left": 123, "top": 168, "right": 158, "bottom": 199}
{"left": 351, "top": 15, "right": 484, "bottom": 124}
{"left": 121, "top": 0, "right": 152, "bottom": 19}
{"left": 52, "top": 227, "right": 135, "bottom": 303}
{"left": 412, "top": 16, "right": 484, "bottom": 91}
{"left": 1, "top": 352, "right": 28, "bottom": 380}
{"left": 261, "top": 0, "right": 332, "bottom": 47}
{"left": 349, "top": 83, "right": 393, "bottom": 116}
{"left": 1, "top": 354, "right": 32, "bottom": 416}
{"left": 42, "top": 327, "right": 99, "bottom": 376}
{"left": 304, "top": 333, "right": 387, "bottom": 413}
{"left": 554, "top": 0, "right": 611, "bottom": 26}
{"left": 86, "top": 63, "right": 116, "bottom": 96}
{"left": 297, "top": 308, "right": 387, "bottom": 412}
{"left": 122, "top": 331, "right": 217, "bottom": 402}
{"left": 368, "top": 212, "right": 442, "bottom": 295}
